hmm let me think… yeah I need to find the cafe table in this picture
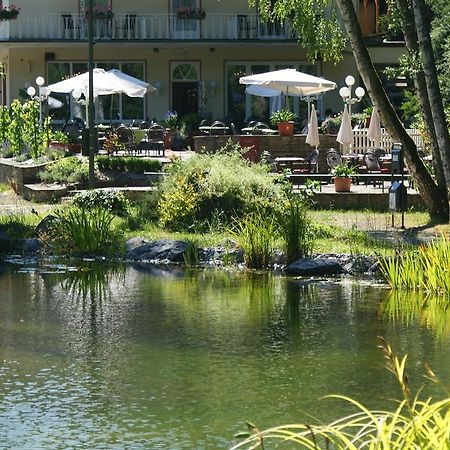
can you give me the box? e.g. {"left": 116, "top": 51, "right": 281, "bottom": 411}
{"left": 275, "top": 156, "right": 306, "bottom": 171}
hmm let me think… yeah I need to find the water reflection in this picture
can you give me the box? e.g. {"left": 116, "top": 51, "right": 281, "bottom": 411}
{"left": 1, "top": 264, "right": 450, "bottom": 449}
{"left": 382, "top": 290, "right": 450, "bottom": 341}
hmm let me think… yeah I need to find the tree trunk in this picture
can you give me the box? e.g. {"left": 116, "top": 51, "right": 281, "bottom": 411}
{"left": 411, "top": 0, "right": 450, "bottom": 217}
{"left": 396, "top": 0, "right": 447, "bottom": 193}
{"left": 334, "top": 0, "right": 449, "bottom": 222}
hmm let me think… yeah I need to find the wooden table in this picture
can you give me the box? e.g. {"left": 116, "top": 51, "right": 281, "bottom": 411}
{"left": 275, "top": 156, "right": 306, "bottom": 171}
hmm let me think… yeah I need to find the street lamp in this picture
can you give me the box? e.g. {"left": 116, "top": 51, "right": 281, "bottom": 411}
{"left": 27, "top": 76, "right": 50, "bottom": 129}
{"left": 339, "top": 75, "right": 365, "bottom": 117}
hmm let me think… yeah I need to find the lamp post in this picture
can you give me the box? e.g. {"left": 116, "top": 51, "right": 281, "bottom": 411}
{"left": 339, "top": 75, "right": 365, "bottom": 117}
{"left": 26, "top": 76, "right": 50, "bottom": 130}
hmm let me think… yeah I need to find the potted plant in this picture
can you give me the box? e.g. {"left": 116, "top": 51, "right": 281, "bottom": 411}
{"left": 331, "top": 162, "right": 357, "bottom": 192}
{"left": 270, "top": 109, "right": 297, "bottom": 136}
{"left": 0, "top": 4, "right": 20, "bottom": 21}
{"left": 162, "top": 111, "right": 179, "bottom": 149}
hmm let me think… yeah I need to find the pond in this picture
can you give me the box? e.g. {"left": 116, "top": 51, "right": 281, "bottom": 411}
{"left": 1, "top": 259, "right": 449, "bottom": 449}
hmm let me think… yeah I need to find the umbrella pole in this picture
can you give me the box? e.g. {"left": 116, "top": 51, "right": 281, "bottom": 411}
{"left": 87, "top": 0, "right": 95, "bottom": 189}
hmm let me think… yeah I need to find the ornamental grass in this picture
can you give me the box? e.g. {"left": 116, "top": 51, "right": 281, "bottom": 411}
{"left": 379, "top": 234, "right": 450, "bottom": 294}
{"left": 231, "top": 337, "right": 450, "bottom": 449}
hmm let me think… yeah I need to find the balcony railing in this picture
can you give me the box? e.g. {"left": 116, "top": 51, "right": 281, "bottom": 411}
{"left": 0, "top": 13, "right": 296, "bottom": 41}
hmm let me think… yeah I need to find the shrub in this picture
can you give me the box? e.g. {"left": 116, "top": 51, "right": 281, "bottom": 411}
{"left": 157, "top": 142, "right": 285, "bottom": 231}
{"left": 38, "top": 156, "right": 93, "bottom": 184}
{"left": 71, "top": 189, "right": 130, "bottom": 217}
{"left": 96, "top": 156, "right": 162, "bottom": 173}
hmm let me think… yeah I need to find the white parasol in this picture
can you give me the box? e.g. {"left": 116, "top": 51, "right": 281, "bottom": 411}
{"left": 336, "top": 105, "right": 353, "bottom": 152}
{"left": 47, "top": 68, "right": 154, "bottom": 98}
{"left": 239, "top": 68, "right": 336, "bottom": 97}
{"left": 305, "top": 104, "right": 320, "bottom": 148}
{"left": 367, "top": 108, "right": 382, "bottom": 147}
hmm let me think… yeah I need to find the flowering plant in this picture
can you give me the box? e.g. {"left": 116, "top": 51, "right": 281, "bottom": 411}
{"left": 176, "top": 7, "right": 205, "bottom": 20}
{"left": 0, "top": 4, "right": 20, "bottom": 21}
{"left": 84, "top": 6, "right": 114, "bottom": 20}
{"left": 163, "top": 111, "right": 179, "bottom": 129}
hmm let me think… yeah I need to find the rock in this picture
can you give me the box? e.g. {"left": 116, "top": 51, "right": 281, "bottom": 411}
{"left": 35, "top": 214, "right": 60, "bottom": 236}
{"left": 127, "top": 239, "right": 188, "bottom": 263}
{"left": 343, "top": 255, "right": 377, "bottom": 274}
{"left": 285, "top": 257, "right": 344, "bottom": 276}
{"left": 125, "top": 237, "right": 147, "bottom": 253}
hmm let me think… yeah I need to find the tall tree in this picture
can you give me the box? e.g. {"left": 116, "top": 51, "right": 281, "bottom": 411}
{"left": 253, "top": 0, "right": 450, "bottom": 221}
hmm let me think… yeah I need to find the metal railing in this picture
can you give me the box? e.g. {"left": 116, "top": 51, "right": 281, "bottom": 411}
{"left": 1, "top": 13, "right": 295, "bottom": 41}
{"left": 352, "top": 128, "right": 423, "bottom": 153}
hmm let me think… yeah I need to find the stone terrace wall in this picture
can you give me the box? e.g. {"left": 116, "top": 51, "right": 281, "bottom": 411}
{"left": 194, "top": 134, "right": 338, "bottom": 173}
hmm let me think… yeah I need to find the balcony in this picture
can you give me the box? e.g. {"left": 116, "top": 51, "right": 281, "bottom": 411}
{"left": 0, "top": 13, "right": 296, "bottom": 42}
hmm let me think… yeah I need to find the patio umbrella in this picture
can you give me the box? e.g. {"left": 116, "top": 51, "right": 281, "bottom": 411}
{"left": 47, "top": 68, "right": 154, "bottom": 98}
{"left": 367, "top": 108, "right": 381, "bottom": 147}
{"left": 239, "top": 68, "right": 336, "bottom": 97}
{"left": 336, "top": 105, "right": 353, "bottom": 152}
{"left": 305, "top": 104, "right": 320, "bottom": 148}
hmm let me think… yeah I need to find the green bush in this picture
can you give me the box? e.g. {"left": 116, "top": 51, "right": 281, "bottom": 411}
{"left": 96, "top": 156, "right": 162, "bottom": 174}
{"left": 71, "top": 189, "right": 130, "bottom": 217}
{"left": 157, "top": 142, "right": 285, "bottom": 231}
{"left": 38, "top": 156, "right": 93, "bottom": 184}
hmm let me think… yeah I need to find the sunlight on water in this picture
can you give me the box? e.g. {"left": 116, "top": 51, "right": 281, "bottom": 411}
{"left": 0, "top": 260, "right": 449, "bottom": 449}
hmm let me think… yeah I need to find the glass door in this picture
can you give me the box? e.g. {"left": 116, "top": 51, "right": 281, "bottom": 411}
{"left": 172, "top": 0, "right": 200, "bottom": 39}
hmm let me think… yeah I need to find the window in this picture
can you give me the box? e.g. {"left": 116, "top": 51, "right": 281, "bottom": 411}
{"left": 47, "top": 61, "right": 145, "bottom": 123}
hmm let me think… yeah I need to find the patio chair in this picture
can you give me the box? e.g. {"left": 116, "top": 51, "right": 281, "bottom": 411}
{"left": 209, "top": 120, "right": 228, "bottom": 136}
{"left": 251, "top": 122, "right": 271, "bottom": 135}
{"left": 326, "top": 148, "right": 342, "bottom": 171}
{"left": 292, "top": 149, "right": 320, "bottom": 174}
{"left": 139, "top": 124, "right": 165, "bottom": 157}
{"left": 115, "top": 125, "right": 136, "bottom": 155}
{"left": 138, "top": 120, "right": 151, "bottom": 129}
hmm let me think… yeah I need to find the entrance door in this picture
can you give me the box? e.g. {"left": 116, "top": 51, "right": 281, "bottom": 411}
{"left": 171, "top": 62, "right": 200, "bottom": 116}
{"left": 171, "top": 0, "right": 200, "bottom": 39}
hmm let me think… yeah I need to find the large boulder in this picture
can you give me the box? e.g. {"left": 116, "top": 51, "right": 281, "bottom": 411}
{"left": 126, "top": 239, "right": 188, "bottom": 263}
{"left": 285, "top": 257, "right": 344, "bottom": 276}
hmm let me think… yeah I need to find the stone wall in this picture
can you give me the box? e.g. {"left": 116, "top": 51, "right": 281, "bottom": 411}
{"left": 194, "top": 134, "right": 339, "bottom": 172}
{"left": 0, "top": 159, "right": 48, "bottom": 192}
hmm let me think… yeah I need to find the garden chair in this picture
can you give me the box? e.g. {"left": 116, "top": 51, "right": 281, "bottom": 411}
{"left": 139, "top": 124, "right": 165, "bottom": 157}
{"left": 209, "top": 120, "right": 228, "bottom": 135}
{"left": 115, "top": 125, "right": 136, "bottom": 155}
{"left": 292, "top": 149, "right": 320, "bottom": 174}
{"left": 326, "top": 148, "right": 342, "bottom": 171}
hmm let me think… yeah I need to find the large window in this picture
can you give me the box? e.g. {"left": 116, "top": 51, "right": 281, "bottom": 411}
{"left": 225, "top": 62, "right": 319, "bottom": 127}
{"left": 47, "top": 61, "right": 145, "bottom": 124}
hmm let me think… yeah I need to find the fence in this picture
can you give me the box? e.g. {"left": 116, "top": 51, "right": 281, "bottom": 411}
{"left": 351, "top": 128, "right": 422, "bottom": 153}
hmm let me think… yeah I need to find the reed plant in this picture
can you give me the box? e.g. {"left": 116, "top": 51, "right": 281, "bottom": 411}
{"left": 379, "top": 234, "right": 450, "bottom": 294}
{"left": 232, "top": 337, "right": 450, "bottom": 449}
{"left": 49, "top": 206, "right": 123, "bottom": 257}
{"left": 276, "top": 195, "right": 314, "bottom": 263}
{"left": 231, "top": 211, "right": 277, "bottom": 269}
{"left": 183, "top": 238, "right": 200, "bottom": 267}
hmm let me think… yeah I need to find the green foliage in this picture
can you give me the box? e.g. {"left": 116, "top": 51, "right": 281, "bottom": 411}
{"left": 379, "top": 234, "right": 450, "bottom": 294}
{"left": 102, "top": 132, "right": 126, "bottom": 155}
{"left": 231, "top": 211, "right": 277, "bottom": 269}
{"left": 157, "top": 142, "right": 285, "bottom": 231}
{"left": 250, "top": 0, "right": 346, "bottom": 63}
{"left": 331, "top": 162, "right": 357, "bottom": 178}
{"left": 71, "top": 189, "right": 130, "bottom": 217}
{"left": 269, "top": 109, "right": 297, "bottom": 126}
{"left": 96, "top": 155, "right": 162, "bottom": 173}
{"left": 232, "top": 338, "right": 450, "bottom": 449}
{"left": 45, "top": 206, "right": 123, "bottom": 257}
{"left": 52, "top": 130, "right": 70, "bottom": 144}
{"left": 0, "top": 213, "right": 38, "bottom": 239}
{"left": 183, "top": 239, "right": 200, "bottom": 266}
{"left": 276, "top": 194, "right": 314, "bottom": 263}
{"left": 162, "top": 110, "right": 179, "bottom": 129}
{"left": 38, "top": 156, "right": 93, "bottom": 184}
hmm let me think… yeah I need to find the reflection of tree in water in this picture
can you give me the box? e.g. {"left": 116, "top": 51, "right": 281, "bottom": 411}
{"left": 382, "top": 290, "right": 450, "bottom": 341}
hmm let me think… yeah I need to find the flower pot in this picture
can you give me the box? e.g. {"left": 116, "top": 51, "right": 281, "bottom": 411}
{"left": 277, "top": 121, "right": 294, "bottom": 136}
{"left": 334, "top": 177, "right": 352, "bottom": 192}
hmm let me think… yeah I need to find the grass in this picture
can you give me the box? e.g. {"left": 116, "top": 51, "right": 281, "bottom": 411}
{"left": 232, "top": 337, "right": 450, "bottom": 449}
{"left": 0, "top": 182, "right": 11, "bottom": 193}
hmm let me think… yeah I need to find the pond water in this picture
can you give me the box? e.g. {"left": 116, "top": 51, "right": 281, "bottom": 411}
{"left": 1, "top": 259, "right": 449, "bottom": 449}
